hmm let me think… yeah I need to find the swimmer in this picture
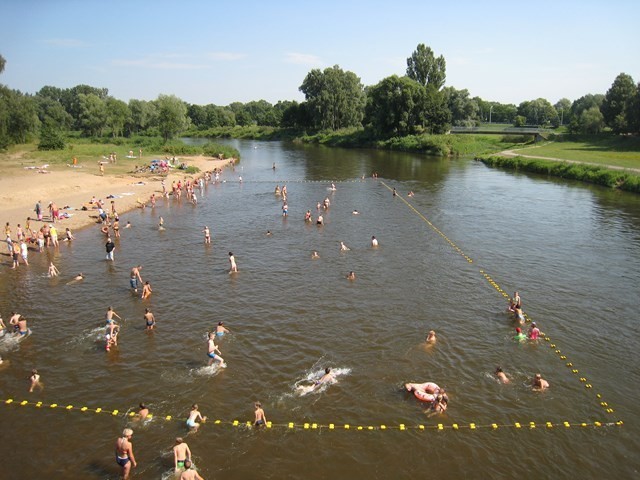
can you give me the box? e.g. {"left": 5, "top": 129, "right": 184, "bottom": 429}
{"left": 425, "top": 330, "right": 437, "bottom": 344}
{"left": 48, "top": 262, "right": 59, "bottom": 277}
{"left": 340, "top": 241, "right": 350, "bottom": 251}
{"left": 0, "top": 314, "right": 6, "bottom": 336}
{"left": 495, "top": 367, "right": 510, "bottom": 384}
{"left": 125, "top": 221, "right": 132, "bottom": 228}
{"left": 180, "top": 460, "right": 204, "bottom": 480}
{"left": 305, "top": 210, "right": 312, "bottom": 222}
{"left": 201, "top": 226, "right": 211, "bottom": 244}
{"left": 532, "top": 373, "right": 549, "bottom": 391}
{"left": 266, "top": 230, "right": 272, "bottom": 236}
{"left": 408, "top": 191, "right": 414, "bottom": 197}
{"left": 158, "top": 216, "right": 164, "bottom": 230}
{"left": 316, "top": 214, "right": 324, "bottom": 225}
{"left": 514, "top": 306, "right": 525, "bottom": 324}
{"left": 186, "top": 404, "right": 207, "bottom": 431}
{"left": 115, "top": 428, "right": 137, "bottom": 479}
{"left": 137, "top": 403, "right": 149, "bottom": 420}
{"left": 105, "top": 306, "right": 122, "bottom": 325}
{"left": 173, "top": 437, "right": 192, "bottom": 472}
{"left": 254, "top": 402, "right": 267, "bottom": 427}
{"left": 29, "top": 369, "right": 43, "bottom": 392}
{"left": 141, "top": 281, "right": 153, "bottom": 299}
{"left": 528, "top": 322, "right": 540, "bottom": 340}
{"left": 106, "top": 324, "right": 120, "bottom": 351}
{"left": 352, "top": 209, "right": 359, "bottom": 215}
{"left": 347, "top": 271, "right": 356, "bottom": 280}
{"left": 144, "top": 308, "right": 156, "bottom": 330}
{"left": 311, "top": 251, "right": 320, "bottom": 259}
{"left": 12, "top": 315, "right": 28, "bottom": 336}
{"left": 427, "top": 393, "right": 448, "bottom": 417}
{"left": 228, "top": 252, "right": 238, "bottom": 273}
{"left": 67, "top": 272, "right": 84, "bottom": 284}
{"left": 392, "top": 188, "right": 397, "bottom": 196}
{"left": 513, "top": 291, "right": 522, "bottom": 309}
{"left": 282, "top": 202, "right": 288, "bottom": 216}
{"left": 514, "top": 327, "right": 526, "bottom": 342}
{"left": 315, "top": 368, "right": 334, "bottom": 389}
{"left": 207, "top": 332, "right": 227, "bottom": 367}
{"left": 64, "top": 227, "right": 75, "bottom": 241}
{"left": 274, "top": 185, "right": 281, "bottom": 195}
{"left": 330, "top": 183, "right": 336, "bottom": 190}
{"left": 371, "top": 235, "right": 378, "bottom": 247}
{"left": 215, "top": 321, "right": 230, "bottom": 336}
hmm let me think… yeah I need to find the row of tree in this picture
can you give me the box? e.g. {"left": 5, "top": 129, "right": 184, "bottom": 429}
{"left": 1, "top": 47, "right": 639, "bottom": 151}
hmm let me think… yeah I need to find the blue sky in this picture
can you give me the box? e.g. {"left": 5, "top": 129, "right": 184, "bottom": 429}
{"left": 1, "top": 0, "right": 638, "bottom": 107}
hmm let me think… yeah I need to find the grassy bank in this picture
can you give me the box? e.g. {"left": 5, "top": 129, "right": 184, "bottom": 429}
{"left": 511, "top": 135, "right": 640, "bottom": 169}
{"left": 478, "top": 155, "right": 640, "bottom": 193}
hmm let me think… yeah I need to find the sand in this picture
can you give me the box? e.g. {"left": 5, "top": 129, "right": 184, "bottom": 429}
{"left": 0, "top": 155, "right": 232, "bottom": 237}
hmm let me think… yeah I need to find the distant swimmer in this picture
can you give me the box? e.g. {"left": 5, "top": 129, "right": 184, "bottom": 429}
{"left": 305, "top": 210, "right": 312, "bottom": 222}
{"left": 323, "top": 197, "right": 330, "bottom": 208}
{"left": 340, "top": 241, "right": 350, "bottom": 251}
{"left": 275, "top": 185, "right": 281, "bottom": 195}
{"left": 105, "top": 324, "right": 120, "bottom": 351}
{"left": 11, "top": 314, "right": 28, "bottom": 336}
{"left": 392, "top": 188, "right": 397, "bottom": 197}
{"left": 532, "top": 373, "right": 549, "bottom": 391}
{"left": 228, "top": 252, "right": 238, "bottom": 273}
{"left": 180, "top": 460, "right": 204, "bottom": 480}
{"left": 425, "top": 330, "right": 437, "bottom": 344}
{"left": 266, "top": 230, "right": 272, "bottom": 236}
{"left": 29, "top": 369, "right": 43, "bottom": 392}
{"left": 495, "top": 367, "right": 510, "bottom": 384}
{"left": 105, "top": 306, "right": 122, "bottom": 325}
{"left": 173, "top": 437, "right": 192, "bottom": 472}
{"left": 186, "top": 404, "right": 207, "bottom": 431}
{"left": 272, "top": 162, "right": 276, "bottom": 170}
{"left": 330, "top": 183, "right": 336, "bottom": 191}
{"left": 282, "top": 202, "right": 288, "bottom": 216}
{"left": 427, "top": 393, "right": 448, "bottom": 416}
{"left": 115, "top": 428, "right": 137, "bottom": 479}
{"left": 141, "top": 281, "right": 153, "bottom": 299}
{"left": 528, "top": 322, "right": 540, "bottom": 340}
{"left": 254, "top": 401, "right": 267, "bottom": 427}
{"left": 316, "top": 215, "right": 324, "bottom": 225}
{"left": 347, "top": 271, "right": 356, "bottom": 280}
{"left": 408, "top": 191, "right": 414, "bottom": 197}
{"left": 315, "top": 368, "right": 334, "bottom": 389}
{"left": 105, "top": 237, "right": 115, "bottom": 261}
{"left": 371, "top": 235, "right": 378, "bottom": 247}
{"left": 514, "top": 327, "right": 526, "bottom": 342}
{"left": 125, "top": 221, "right": 132, "bottom": 228}
{"left": 311, "top": 251, "right": 320, "bottom": 259}
{"left": 48, "top": 262, "right": 59, "bottom": 277}
{"left": 202, "top": 226, "right": 211, "bottom": 244}
{"left": 207, "top": 332, "right": 227, "bottom": 367}
{"left": 144, "top": 308, "right": 156, "bottom": 330}
{"left": 158, "top": 216, "right": 165, "bottom": 230}
{"left": 352, "top": 209, "right": 359, "bottom": 215}
{"left": 215, "top": 321, "right": 230, "bottom": 337}
{"left": 136, "top": 403, "right": 149, "bottom": 420}
{"left": 130, "top": 265, "right": 143, "bottom": 293}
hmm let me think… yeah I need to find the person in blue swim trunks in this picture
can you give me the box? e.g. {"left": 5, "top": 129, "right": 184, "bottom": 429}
{"left": 207, "top": 332, "right": 227, "bottom": 367}
{"left": 215, "top": 322, "right": 230, "bottom": 337}
{"left": 186, "top": 404, "right": 207, "bottom": 431}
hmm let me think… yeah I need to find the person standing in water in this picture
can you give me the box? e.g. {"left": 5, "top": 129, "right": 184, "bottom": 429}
{"left": 180, "top": 460, "right": 204, "bottom": 480}
{"left": 144, "top": 308, "right": 156, "bottom": 330}
{"left": 115, "top": 428, "right": 137, "bottom": 479}
{"left": 371, "top": 236, "right": 378, "bottom": 247}
{"left": 186, "top": 404, "right": 207, "bottom": 431}
{"left": 173, "top": 437, "right": 192, "bottom": 472}
{"left": 105, "top": 237, "right": 115, "bottom": 261}
{"left": 228, "top": 252, "right": 238, "bottom": 273}
{"left": 130, "top": 265, "right": 143, "bottom": 293}
{"left": 202, "top": 226, "right": 211, "bottom": 244}
{"left": 254, "top": 402, "right": 267, "bottom": 427}
{"left": 29, "top": 369, "right": 43, "bottom": 392}
{"left": 105, "top": 306, "right": 122, "bottom": 325}
{"left": 141, "top": 281, "right": 153, "bottom": 299}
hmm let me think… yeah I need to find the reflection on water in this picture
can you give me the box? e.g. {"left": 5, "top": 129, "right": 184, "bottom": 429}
{"left": 0, "top": 139, "right": 639, "bottom": 479}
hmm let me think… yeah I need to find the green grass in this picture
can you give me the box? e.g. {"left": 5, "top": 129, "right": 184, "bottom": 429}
{"left": 510, "top": 135, "right": 640, "bottom": 170}
{"left": 478, "top": 155, "right": 640, "bottom": 193}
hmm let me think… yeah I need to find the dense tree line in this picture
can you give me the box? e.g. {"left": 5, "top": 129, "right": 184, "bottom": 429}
{"left": 1, "top": 47, "right": 639, "bottom": 151}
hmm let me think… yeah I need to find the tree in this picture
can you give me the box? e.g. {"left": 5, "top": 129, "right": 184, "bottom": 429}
{"left": 155, "top": 94, "right": 189, "bottom": 141}
{"left": 299, "top": 65, "right": 365, "bottom": 130}
{"left": 601, "top": 73, "right": 636, "bottom": 133}
{"left": 105, "top": 97, "right": 130, "bottom": 137}
{"left": 442, "top": 87, "right": 479, "bottom": 126}
{"left": 554, "top": 98, "right": 572, "bottom": 126}
{"left": 626, "top": 83, "right": 640, "bottom": 134}
{"left": 579, "top": 106, "right": 605, "bottom": 134}
{"left": 516, "top": 98, "right": 558, "bottom": 126}
{"left": 127, "top": 99, "right": 157, "bottom": 135}
{"left": 406, "top": 44, "right": 446, "bottom": 90}
{"left": 77, "top": 93, "right": 107, "bottom": 137}
{"left": 0, "top": 54, "right": 6, "bottom": 75}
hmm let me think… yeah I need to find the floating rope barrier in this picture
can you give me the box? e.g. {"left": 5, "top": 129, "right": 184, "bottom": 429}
{"left": 380, "top": 181, "right": 619, "bottom": 417}
{"left": 0, "top": 399, "right": 623, "bottom": 431}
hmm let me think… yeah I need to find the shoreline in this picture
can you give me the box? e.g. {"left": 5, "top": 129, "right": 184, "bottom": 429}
{"left": 0, "top": 155, "right": 233, "bottom": 239}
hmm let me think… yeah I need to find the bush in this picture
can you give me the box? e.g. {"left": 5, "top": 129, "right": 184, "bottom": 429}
{"left": 38, "top": 126, "right": 66, "bottom": 150}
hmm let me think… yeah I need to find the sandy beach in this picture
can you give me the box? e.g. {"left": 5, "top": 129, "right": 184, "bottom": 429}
{"left": 0, "top": 155, "right": 232, "bottom": 238}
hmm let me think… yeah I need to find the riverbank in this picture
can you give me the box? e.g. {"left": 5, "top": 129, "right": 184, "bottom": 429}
{"left": 477, "top": 154, "right": 640, "bottom": 193}
{"left": 0, "top": 155, "right": 232, "bottom": 237}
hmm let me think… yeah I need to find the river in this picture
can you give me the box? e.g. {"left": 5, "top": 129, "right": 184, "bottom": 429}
{"left": 0, "top": 139, "right": 638, "bottom": 479}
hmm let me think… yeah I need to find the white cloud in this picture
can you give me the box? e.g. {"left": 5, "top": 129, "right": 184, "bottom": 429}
{"left": 284, "top": 52, "right": 323, "bottom": 66}
{"left": 205, "top": 52, "right": 246, "bottom": 61}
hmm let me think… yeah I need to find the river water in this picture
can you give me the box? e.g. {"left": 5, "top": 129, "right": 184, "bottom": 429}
{"left": 0, "top": 139, "right": 638, "bottom": 479}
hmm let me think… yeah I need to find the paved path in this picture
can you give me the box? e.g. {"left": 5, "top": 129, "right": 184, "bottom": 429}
{"left": 498, "top": 146, "right": 640, "bottom": 174}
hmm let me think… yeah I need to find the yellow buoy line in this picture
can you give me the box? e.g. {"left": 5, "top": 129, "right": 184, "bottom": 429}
{"left": 380, "top": 181, "right": 619, "bottom": 418}
{"left": 0, "top": 399, "right": 623, "bottom": 431}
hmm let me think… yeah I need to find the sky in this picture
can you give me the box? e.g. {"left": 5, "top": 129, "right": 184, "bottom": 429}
{"left": 1, "top": 0, "right": 639, "bottom": 107}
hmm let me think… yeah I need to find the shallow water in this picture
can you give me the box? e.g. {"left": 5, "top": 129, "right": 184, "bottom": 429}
{"left": 0, "top": 140, "right": 639, "bottom": 479}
